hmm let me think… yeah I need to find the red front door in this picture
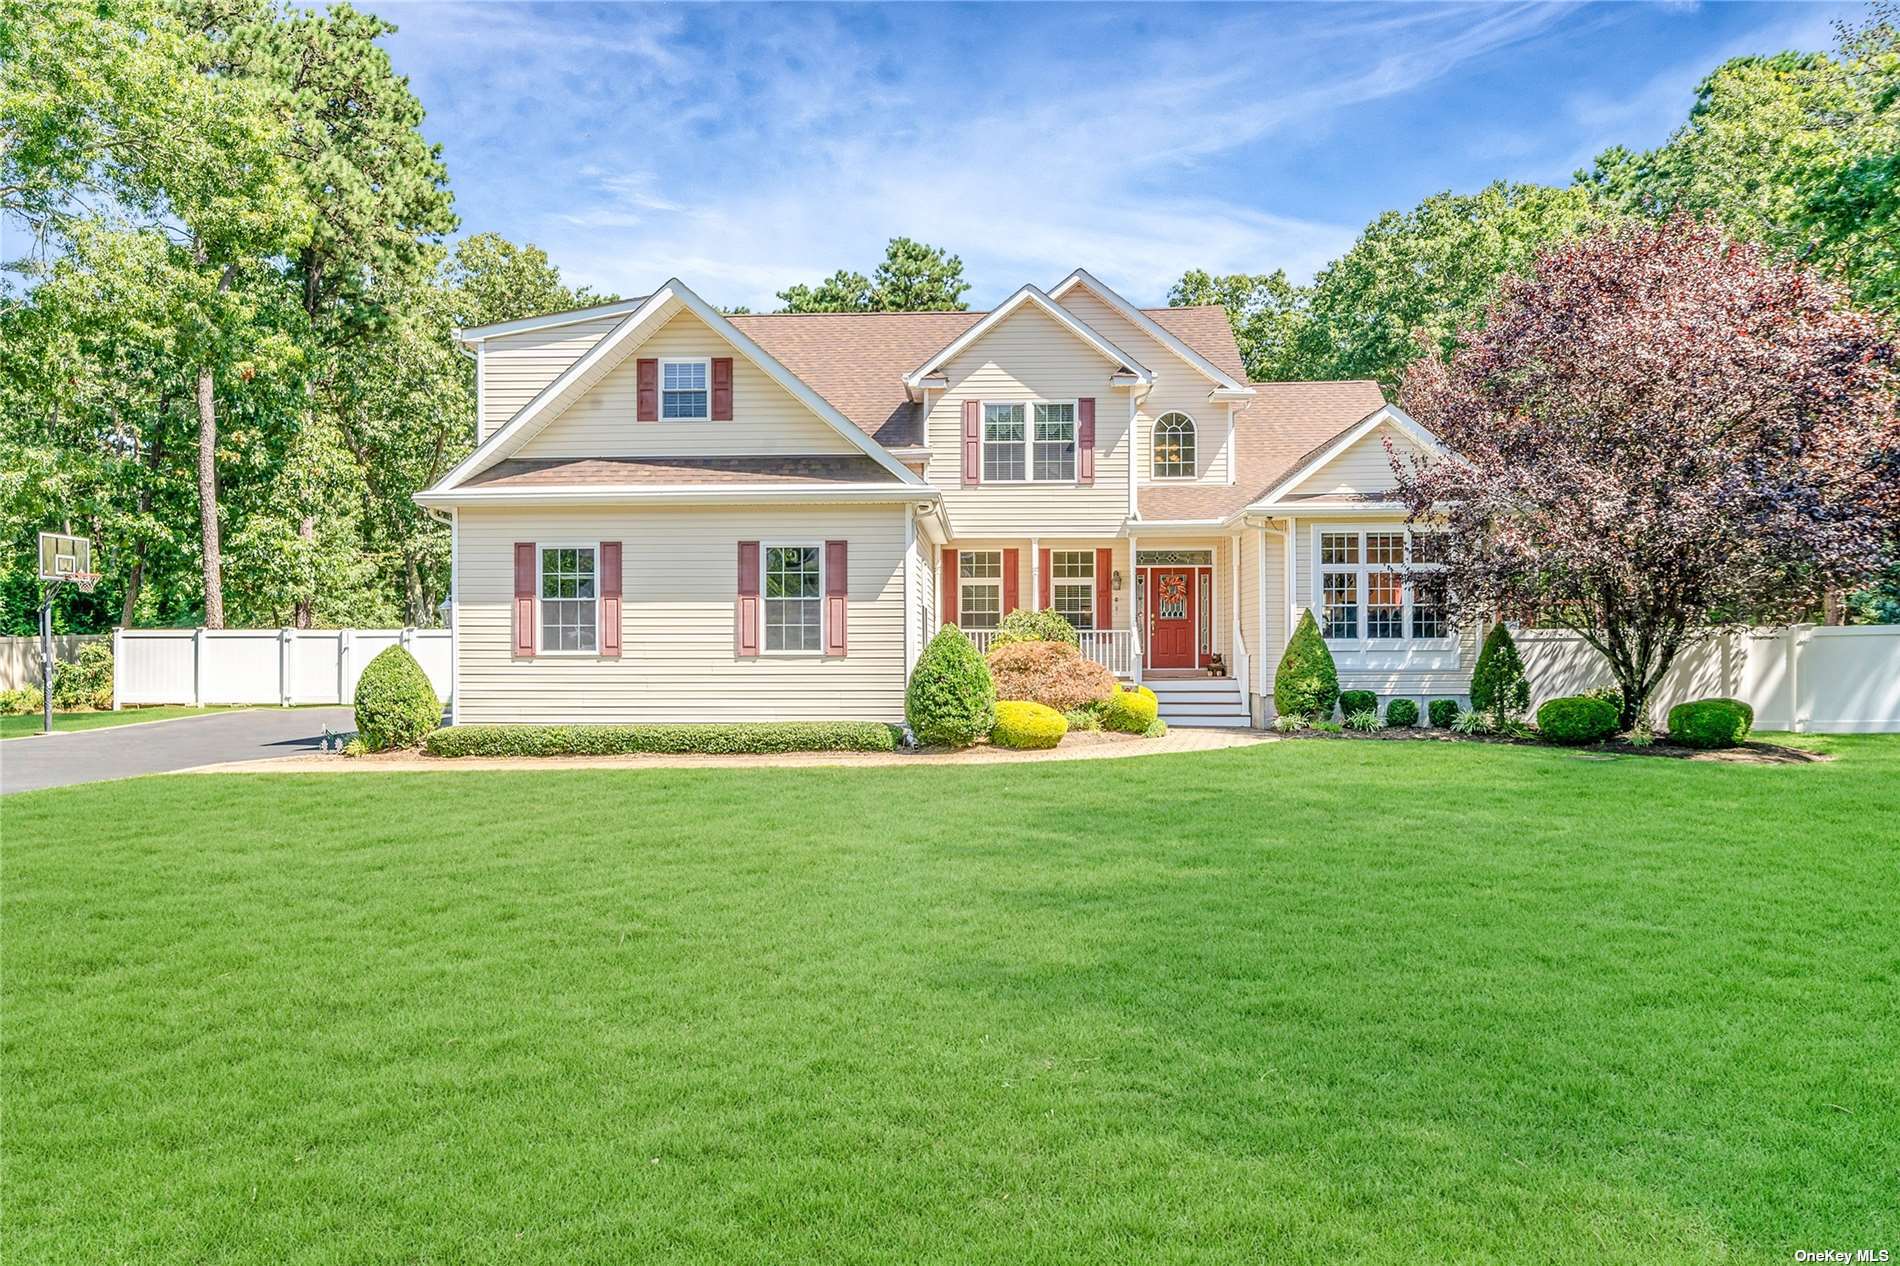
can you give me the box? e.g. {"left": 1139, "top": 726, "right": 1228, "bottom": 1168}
{"left": 1149, "top": 568, "right": 1196, "bottom": 668}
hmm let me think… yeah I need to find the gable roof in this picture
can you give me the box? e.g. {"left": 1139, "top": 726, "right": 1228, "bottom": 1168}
{"left": 1247, "top": 401, "right": 1448, "bottom": 509}
{"left": 1137, "top": 380, "right": 1390, "bottom": 523}
{"left": 1050, "top": 269, "right": 1251, "bottom": 394}
{"left": 453, "top": 296, "right": 649, "bottom": 343}
{"left": 429, "top": 280, "right": 926, "bottom": 493}
{"left": 903, "top": 284, "right": 1153, "bottom": 392}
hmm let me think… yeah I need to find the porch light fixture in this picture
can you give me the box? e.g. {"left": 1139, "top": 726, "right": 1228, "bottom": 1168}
{"left": 1112, "top": 570, "right": 1123, "bottom": 592}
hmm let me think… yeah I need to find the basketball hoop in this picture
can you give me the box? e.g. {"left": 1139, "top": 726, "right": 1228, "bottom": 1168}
{"left": 73, "top": 572, "right": 100, "bottom": 594}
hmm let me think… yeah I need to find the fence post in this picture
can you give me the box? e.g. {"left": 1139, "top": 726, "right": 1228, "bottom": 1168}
{"left": 192, "top": 628, "right": 205, "bottom": 707}
{"left": 400, "top": 625, "right": 414, "bottom": 652}
{"left": 111, "top": 626, "right": 123, "bottom": 710}
{"left": 337, "top": 628, "right": 352, "bottom": 706}
{"left": 279, "top": 628, "right": 293, "bottom": 708}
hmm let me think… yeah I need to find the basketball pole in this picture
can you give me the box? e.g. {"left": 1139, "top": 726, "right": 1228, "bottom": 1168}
{"left": 40, "top": 584, "right": 54, "bottom": 735}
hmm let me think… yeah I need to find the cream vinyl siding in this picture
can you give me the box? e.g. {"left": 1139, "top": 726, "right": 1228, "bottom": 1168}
{"left": 456, "top": 504, "right": 907, "bottom": 723}
{"left": 1288, "top": 421, "right": 1422, "bottom": 498}
{"left": 479, "top": 317, "right": 624, "bottom": 441}
{"left": 1057, "top": 288, "right": 1233, "bottom": 483}
{"left": 518, "top": 310, "right": 858, "bottom": 460}
{"left": 925, "top": 305, "right": 1133, "bottom": 537}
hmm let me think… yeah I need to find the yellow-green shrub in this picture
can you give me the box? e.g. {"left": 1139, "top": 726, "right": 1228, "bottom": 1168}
{"left": 991, "top": 700, "right": 1068, "bottom": 750}
{"left": 1101, "top": 684, "right": 1158, "bottom": 734}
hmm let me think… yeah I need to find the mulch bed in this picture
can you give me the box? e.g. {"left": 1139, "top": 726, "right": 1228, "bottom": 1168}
{"left": 1275, "top": 728, "right": 1828, "bottom": 764}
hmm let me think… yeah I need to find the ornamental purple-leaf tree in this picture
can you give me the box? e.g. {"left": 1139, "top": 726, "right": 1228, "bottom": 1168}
{"left": 1394, "top": 216, "right": 1900, "bottom": 730}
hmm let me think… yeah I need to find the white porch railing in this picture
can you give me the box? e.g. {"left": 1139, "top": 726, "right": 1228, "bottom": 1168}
{"left": 958, "top": 627, "right": 1136, "bottom": 677}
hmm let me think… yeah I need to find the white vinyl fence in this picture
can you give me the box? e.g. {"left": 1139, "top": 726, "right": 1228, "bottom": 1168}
{"left": 113, "top": 628, "right": 451, "bottom": 709}
{"left": 1, "top": 634, "right": 106, "bottom": 691}
{"left": 1516, "top": 625, "right": 1900, "bottom": 733}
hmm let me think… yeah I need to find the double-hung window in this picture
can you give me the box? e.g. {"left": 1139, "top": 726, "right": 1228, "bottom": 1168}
{"left": 540, "top": 546, "right": 598, "bottom": 652}
{"left": 764, "top": 545, "right": 822, "bottom": 652}
{"left": 661, "top": 358, "right": 709, "bottom": 420}
{"left": 958, "top": 550, "right": 1003, "bottom": 629}
{"left": 1050, "top": 551, "right": 1095, "bottom": 630}
{"left": 1318, "top": 528, "right": 1450, "bottom": 646}
{"left": 980, "top": 401, "right": 1075, "bottom": 482}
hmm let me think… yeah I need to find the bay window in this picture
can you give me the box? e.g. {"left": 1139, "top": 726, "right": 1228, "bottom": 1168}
{"left": 1317, "top": 528, "right": 1449, "bottom": 646}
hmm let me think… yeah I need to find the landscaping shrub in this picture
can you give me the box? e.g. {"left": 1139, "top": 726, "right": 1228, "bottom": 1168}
{"left": 1100, "top": 684, "right": 1158, "bottom": 734}
{"left": 1451, "top": 710, "right": 1491, "bottom": 735}
{"left": 985, "top": 639, "right": 1116, "bottom": 712}
{"left": 990, "top": 608, "right": 1079, "bottom": 649}
{"left": 1385, "top": 698, "right": 1420, "bottom": 728}
{"left": 1535, "top": 695, "right": 1620, "bottom": 745}
{"left": 1272, "top": 713, "right": 1304, "bottom": 733}
{"left": 2, "top": 685, "right": 44, "bottom": 716}
{"left": 425, "top": 721, "right": 902, "bottom": 758}
{"left": 52, "top": 641, "right": 114, "bottom": 710}
{"left": 353, "top": 645, "right": 442, "bottom": 751}
{"left": 1142, "top": 717, "right": 1168, "bottom": 739}
{"left": 1667, "top": 697, "right": 1754, "bottom": 749}
{"left": 1339, "top": 689, "right": 1377, "bottom": 718}
{"left": 1428, "top": 698, "right": 1461, "bottom": 728}
{"left": 907, "top": 624, "right": 996, "bottom": 748}
{"left": 1274, "top": 609, "right": 1339, "bottom": 720}
{"left": 1470, "top": 622, "right": 1531, "bottom": 724}
{"left": 1344, "top": 708, "right": 1381, "bottom": 733}
{"left": 990, "top": 700, "right": 1068, "bottom": 750}
{"left": 1062, "top": 705, "right": 1104, "bottom": 732}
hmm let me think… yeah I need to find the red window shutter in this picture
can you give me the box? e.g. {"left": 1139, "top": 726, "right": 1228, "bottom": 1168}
{"left": 1078, "top": 397, "right": 1096, "bottom": 485}
{"left": 942, "top": 548, "right": 958, "bottom": 627}
{"left": 1038, "top": 548, "right": 1051, "bottom": 610}
{"left": 513, "top": 542, "right": 536, "bottom": 657}
{"left": 825, "top": 540, "right": 848, "bottom": 656}
{"left": 711, "top": 357, "right": 733, "bottom": 420}
{"left": 736, "top": 541, "right": 760, "bottom": 657}
{"left": 1095, "top": 547, "right": 1113, "bottom": 629}
{"left": 962, "top": 400, "right": 981, "bottom": 485}
{"left": 1003, "top": 548, "right": 1020, "bottom": 614}
{"left": 600, "top": 541, "right": 623, "bottom": 658}
{"left": 636, "top": 358, "right": 659, "bottom": 422}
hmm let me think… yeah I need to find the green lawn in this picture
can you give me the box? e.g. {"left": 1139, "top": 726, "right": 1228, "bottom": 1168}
{"left": 5, "top": 738, "right": 1896, "bottom": 1263}
{"left": 0, "top": 704, "right": 245, "bottom": 739}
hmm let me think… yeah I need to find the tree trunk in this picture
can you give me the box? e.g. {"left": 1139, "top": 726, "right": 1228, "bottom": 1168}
{"left": 196, "top": 364, "right": 224, "bottom": 628}
{"left": 294, "top": 514, "right": 316, "bottom": 628}
{"left": 404, "top": 553, "right": 427, "bottom": 626}
{"left": 1823, "top": 589, "right": 1845, "bottom": 626}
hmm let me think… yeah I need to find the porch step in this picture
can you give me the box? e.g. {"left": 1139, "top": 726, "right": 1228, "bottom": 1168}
{"left": 1138, "top": 676, "right": 1251, "bottom": 729}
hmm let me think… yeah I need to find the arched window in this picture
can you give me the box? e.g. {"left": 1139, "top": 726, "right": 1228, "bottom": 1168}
{"left": 1153, "top": 412, "right": 1196, "bottom": 478}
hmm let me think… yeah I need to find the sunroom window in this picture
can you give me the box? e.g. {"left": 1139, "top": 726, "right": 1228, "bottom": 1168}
{"left": 1318, "top": 529, "right": 1448, "bottom": 645}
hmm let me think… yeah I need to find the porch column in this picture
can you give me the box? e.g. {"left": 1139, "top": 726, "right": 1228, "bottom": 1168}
{"left": 1029, "top": 537, "right": 1040, "bottom": 611}
{"left": 1129, "top": 533, "right": 1141, "bottom": 685}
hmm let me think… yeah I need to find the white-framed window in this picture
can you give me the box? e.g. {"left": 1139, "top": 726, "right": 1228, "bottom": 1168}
{"left": 763, "top": 544, "right": 823, "bottom": 653}
{"left": 539, "top": 544, "right": 598, "bottom": 653}
{"left": 1050, "top": 550, "right": 1095, "bottom": 630}
{"left": 1316, "top": 527, "right": 1450, "bottom": 646}
{"left": 959, "top": 550, "right": 1003, "bottom": 629}
{"left": 980, "top": 401, "right": 1076, "bottom": 482}
{"left": 661, "top": 358, "right": 709, "bottom": 420}
{"left": 1153, "top": 411, "right": 1196, "bottom": 479}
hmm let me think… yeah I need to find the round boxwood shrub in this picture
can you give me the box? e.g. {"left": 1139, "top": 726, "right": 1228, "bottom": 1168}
{"left": 1274, "top": 609, "right": 1339, "bottom": 720}
{"left": 1667, "top": 696, "right": 1754, "bottom": 749}
{"left": 990, "top": 608, "right": 1080, "bottom": 649}
{"left": 907, "top": 624, "right": 997, "bottom": 748}
{"left": 353, "top": 645, "right": 442, "bottom": 751}
{"left": 1385, "top": 698, "right": 1420, "bottom": 728}
{"left": 1339, "top": 689, "right": 1377, "bottom": 718}
{"left": 991, "top": 699, "right": 1068, "bottom": 750}
{"left": 1428, "top": 698, "right": 1460, "bottom": 728}
{"left": 1101, "top": 684, "right": 1158, "bottom": 734}
{"left": 1470, "top": 621, "right": 1531, "bottom": 724}
{"left": 1535, "top": 694, "right": 1620, "bottom": 745}
{"left": 985, "top": 639, "right": 1116, "bottom": 712}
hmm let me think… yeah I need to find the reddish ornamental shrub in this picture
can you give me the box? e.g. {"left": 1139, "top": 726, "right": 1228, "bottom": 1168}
{"left": 985, "top": 640, "right": 1117, "bottom": 713}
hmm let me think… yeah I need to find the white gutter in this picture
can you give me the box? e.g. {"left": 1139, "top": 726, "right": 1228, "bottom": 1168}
{"left": 415, "top": 483, "right": 940, "bottom": 508}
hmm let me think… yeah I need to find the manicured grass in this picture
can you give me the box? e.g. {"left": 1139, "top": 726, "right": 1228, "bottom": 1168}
{"left": 0, "top": 704, "right": 245, "bottom": 739}
{"left": 5, "top": 737, "right": 1896, "bottom": 1262}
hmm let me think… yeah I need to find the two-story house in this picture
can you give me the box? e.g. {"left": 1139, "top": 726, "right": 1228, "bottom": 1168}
{"left": 416, "top": 270, "right": 1474, "bottom": 729}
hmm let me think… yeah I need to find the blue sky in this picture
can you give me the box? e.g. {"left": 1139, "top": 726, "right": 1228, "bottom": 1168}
{"left": 367, "top": 0, "right": 1858, "bottom": 311}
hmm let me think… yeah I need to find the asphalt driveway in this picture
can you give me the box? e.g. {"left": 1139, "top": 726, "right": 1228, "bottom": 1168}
{"left": 1, "top": 707, "right": 356, "bottom": 795}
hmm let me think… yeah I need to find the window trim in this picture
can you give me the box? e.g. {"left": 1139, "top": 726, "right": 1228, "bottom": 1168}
{"left": 1151, "top": 410, "right": 1199, "bottom": 481}
{"left": 535, "top": 540, "right": 603, "bottom": 657}
{"left": 1048, "top": 548, "right": 1096, "bottom": 631}
{"left": 1312, "top": 524, "right": 1454, "bottom": 652}
{"left": 978, "top": 398, "right": 1080, "bottom": 484}
{"left": 760, "top": 539, "right": 825, "bottom": 657}
{"left": 659, "top": 356, "right": 711, "bottom": 422}
{"left": 956, "top": 548, "right": 1005, "bottom": 631}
